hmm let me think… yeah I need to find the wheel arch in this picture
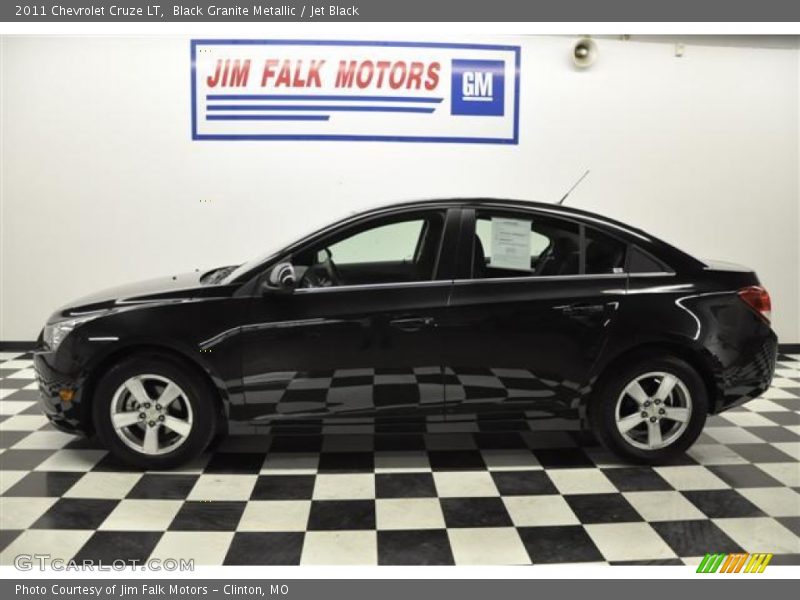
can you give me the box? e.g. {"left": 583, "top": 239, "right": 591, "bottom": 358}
{"left": 586, "top": 341, "right": 721, "bottom": 418}
{"left": 79, "top": 343, "right": 229, "bottom": 436}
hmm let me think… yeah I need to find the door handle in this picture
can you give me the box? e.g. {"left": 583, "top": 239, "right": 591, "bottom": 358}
{"left": 558, "top": 303, "right": 606, "bottom": 316}
{"left": 389, "top": 316, "right": 435, "bottom": 332}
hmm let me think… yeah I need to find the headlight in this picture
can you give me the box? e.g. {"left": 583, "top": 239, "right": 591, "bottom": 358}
{"left": 43, "top": 313, "right": 106, "bottom": 351}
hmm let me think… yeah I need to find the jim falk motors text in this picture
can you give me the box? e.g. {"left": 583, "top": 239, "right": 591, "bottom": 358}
{"left": 175, "top": 4, "right": 360, "bottom": 17}
{"left": 205, "top": 57, "right": 441, "bottom": 91}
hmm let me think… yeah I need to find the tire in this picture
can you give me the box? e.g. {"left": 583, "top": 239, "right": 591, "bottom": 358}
{"left": 93, "top": 353, "right": 217, "bottom": 469}
{"left": 589, "top": 353, "right": 708, "bottom": 463}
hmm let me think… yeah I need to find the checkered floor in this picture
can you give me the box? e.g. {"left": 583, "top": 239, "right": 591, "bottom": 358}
{"left": 1, "top": 351, "right": 798, "bottom": 566}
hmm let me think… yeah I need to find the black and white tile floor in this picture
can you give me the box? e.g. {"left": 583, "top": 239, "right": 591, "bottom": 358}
{"left": 1, "top": 351, "right": 798, "bottom": 566}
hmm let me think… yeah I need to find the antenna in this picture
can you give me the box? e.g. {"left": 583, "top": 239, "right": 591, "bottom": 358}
{"left": 557, "top": 169, "right": 590, "bottom": 205}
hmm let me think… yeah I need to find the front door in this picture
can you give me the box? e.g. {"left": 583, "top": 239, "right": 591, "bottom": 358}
{"left": 237, "top": 207, "right": 459, "bottom": 428}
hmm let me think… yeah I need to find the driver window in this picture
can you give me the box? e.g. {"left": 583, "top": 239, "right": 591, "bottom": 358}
{"left": 294, "top": 212, "right": 445, "bottom": 288}
{"left": 329, "top": 220, "right": 423, "bottom": 264}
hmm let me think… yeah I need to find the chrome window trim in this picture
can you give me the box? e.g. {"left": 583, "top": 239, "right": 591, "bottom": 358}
{"left": 292, "top": 279, "right": 454, "bottom": 294}
{"left": 628, "top": 272, "right": 677, "bottom": 278}
{"left": 452, "top": 273, "right": 629, "bottom": 286}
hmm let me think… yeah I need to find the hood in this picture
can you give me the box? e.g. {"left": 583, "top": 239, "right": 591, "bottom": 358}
{"left": 51, "top": 270, "right": 213, "bottom": 321}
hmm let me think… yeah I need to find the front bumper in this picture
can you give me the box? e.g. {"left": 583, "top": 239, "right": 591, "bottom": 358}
{"left": 33, "top": 349, "right": 89, "bottom": 435}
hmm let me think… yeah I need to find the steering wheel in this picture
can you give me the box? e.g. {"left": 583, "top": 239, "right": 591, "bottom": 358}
{"left": 534, "top": 244, "right": 556, "bottom": 276}
{"left": 300, "top": 249, "right": 342, "bottom": 288}
{"left": 325, "top": 254, "right": 343, "bottom": 285}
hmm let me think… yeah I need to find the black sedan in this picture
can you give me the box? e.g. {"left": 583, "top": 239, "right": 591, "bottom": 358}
{"left": 34, "top": 199, "right": 778, "bottom": 468}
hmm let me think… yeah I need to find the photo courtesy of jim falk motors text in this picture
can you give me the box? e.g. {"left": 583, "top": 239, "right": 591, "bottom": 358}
{"left": 14, "top": 583, "right": 286, "bottom": 596}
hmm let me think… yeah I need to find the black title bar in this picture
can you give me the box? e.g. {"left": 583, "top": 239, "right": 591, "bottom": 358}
{"left": 4, "top": 0, "right": 800, "bottom": 22}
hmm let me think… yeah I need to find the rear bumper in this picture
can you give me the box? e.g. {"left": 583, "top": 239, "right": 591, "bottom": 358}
{"left": 713, "top": 329, "right": 778, "bottom": 413}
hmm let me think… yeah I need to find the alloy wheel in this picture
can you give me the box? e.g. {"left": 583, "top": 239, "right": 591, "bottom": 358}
{"left": 614, "top": 371, "right": 692, "bottom": 450}
{"left": 109, "top": 374, "right": 194, "bottom": 455}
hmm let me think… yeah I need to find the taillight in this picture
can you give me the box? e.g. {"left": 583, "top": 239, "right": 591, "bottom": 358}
{"left": 738, "top": 286, "right": 772, "bottom": 323}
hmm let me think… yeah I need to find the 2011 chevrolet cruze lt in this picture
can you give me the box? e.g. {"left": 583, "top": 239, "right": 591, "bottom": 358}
{"left": 34, "top": 199, "right": 778, "bottom": 468}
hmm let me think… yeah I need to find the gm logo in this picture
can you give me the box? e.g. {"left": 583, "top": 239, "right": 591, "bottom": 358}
{"left": 451, "top": 59, "right": 505, "bottom": 116}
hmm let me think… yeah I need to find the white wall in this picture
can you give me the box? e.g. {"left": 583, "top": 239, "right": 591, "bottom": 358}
{"left": 1, "top": 35, "right": 799, "bottom": 342}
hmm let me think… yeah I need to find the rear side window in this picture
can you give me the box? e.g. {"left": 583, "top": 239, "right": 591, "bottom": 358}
{"left": 627, "top": 245, "right": 672, "bottom": 274}
{"left": 473, "top": 212, "right": 580, "bottom": 278}
{"left": 584, "top": 227, "right": 627, "bottom": 274}
{"left": 470, "top": 211, "right": 650, "bottom": 279}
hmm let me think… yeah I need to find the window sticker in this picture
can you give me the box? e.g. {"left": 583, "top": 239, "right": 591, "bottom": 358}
{"left": 490, "top": 218, "right": 531, "bottom": 271}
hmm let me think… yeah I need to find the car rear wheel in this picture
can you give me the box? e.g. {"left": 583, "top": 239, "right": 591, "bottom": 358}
{"left": 589, "top": 354, "right": 708, "bottom": 463}
{"left": 93, "top": 354, "right": 216, "bottom": 469}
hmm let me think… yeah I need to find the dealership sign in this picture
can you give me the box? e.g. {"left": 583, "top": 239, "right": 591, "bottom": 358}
{"left": 191, "top": 40, "right": 520, "bottom": 143}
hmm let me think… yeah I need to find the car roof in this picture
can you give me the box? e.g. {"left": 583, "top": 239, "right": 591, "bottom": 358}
{"left": 354, "top": 197, "right": 648, "bottom": 241}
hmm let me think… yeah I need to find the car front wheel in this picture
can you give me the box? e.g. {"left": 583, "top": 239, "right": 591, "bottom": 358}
{"left": 589, "top": 354, "right": 708, "bottom": 463}
{"left": 93, "top": 354, "right": 216, "bottom": 469}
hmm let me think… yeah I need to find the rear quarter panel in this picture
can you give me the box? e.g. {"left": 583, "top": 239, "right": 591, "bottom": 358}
{"left": 600, "top": 271, "right": 777, "bottom": 413}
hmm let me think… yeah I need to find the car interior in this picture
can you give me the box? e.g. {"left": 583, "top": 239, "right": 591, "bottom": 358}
{"left": 290, "top": 210, "right": 629, "bottom": 288}
{"left": 473, "top": 214, "right": 627, "bottom": 278}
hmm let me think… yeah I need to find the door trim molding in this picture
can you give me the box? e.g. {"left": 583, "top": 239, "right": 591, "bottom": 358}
{"left": 293, "top": 279, "right": 454, "bottom": 294}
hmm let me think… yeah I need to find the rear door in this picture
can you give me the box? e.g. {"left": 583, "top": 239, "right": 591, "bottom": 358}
{"left": 441, "top": 207, "right": 629, "bottom": 420}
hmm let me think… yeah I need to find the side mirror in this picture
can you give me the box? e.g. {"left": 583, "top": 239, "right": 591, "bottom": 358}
{"left": 264, "top": 262, "right": 297, "bottom": 294}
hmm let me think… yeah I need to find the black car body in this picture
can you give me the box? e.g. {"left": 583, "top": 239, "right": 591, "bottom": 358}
{"left": 34, "top": 199, "right": 778, "bottom": 467}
